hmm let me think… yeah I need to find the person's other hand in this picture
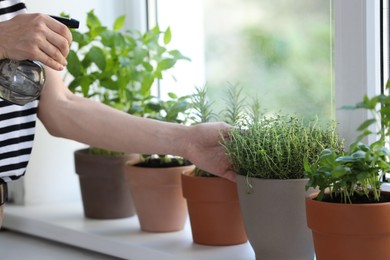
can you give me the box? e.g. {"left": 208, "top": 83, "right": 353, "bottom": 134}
{"left": 0, "top": 13, "right": 72, "bottom": 70}
{"left": 185, "top": 122, "right": 236, "bottom": 182}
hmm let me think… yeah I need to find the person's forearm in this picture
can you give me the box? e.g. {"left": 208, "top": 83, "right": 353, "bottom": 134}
{"left": 50, "top": 94, "right": 189, "bottom": 156}
{"left": 38, "top": 68, "right": 235, "bottom": 181}
{"left": 38, "top": 68, "right": 189, "bottom": 157}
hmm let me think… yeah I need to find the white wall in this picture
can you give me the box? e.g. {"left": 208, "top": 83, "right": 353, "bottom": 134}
{"left": 25, "top": 0, "right": 126, "bottom": 30}
{"left": 18, "top": 0, "right": 144, "bottom": 205}
{"left": 25, "top": 0, "right": 146, "bottom": 32}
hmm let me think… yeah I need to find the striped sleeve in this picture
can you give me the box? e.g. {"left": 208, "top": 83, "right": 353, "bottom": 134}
{"left": 0, "top": 101, "right": 38, "bottom": 183}
{"left": 0, "top": 0, "right": 38, "bottom": 183}
{"left": 0, "top": 0, "right": 26, "bottom": 21}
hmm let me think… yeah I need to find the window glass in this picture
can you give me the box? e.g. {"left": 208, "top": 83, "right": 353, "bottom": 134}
{"left": 156, "top": 0, "right": 334, "bottom": 121}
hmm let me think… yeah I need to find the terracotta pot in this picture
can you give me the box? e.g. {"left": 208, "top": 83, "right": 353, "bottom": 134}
{"left": 126, "top": 164, "right": 194, "bottom": 232}
{"left": 306, "top": 192, "right": 390, "bottom": 260}
{"left": 236, "top": 175, "right": 314, "bottom": 260}
{"left": 181, "top": 170, "right": 247, "bottom": 246}
{"left": 74, "top": 148, "right": 137, "bottom": 219}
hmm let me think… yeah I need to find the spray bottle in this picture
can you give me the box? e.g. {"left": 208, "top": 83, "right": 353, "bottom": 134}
{"left": 0, "top": 15, "right": 79, "bottom": 105}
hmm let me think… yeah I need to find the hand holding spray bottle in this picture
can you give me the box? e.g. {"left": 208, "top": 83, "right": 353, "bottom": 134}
{"left": 0, "top": 15, "right": 79, "bottom": 105}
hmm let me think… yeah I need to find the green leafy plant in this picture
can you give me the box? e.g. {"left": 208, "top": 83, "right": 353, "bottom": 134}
{"left": 135, "top": 91, "right": 194, "bottom": 168}
{"left": 64, "top": 10, "right": 190, "bottom": 156}
{"left": 223, "top": 113, "right": 344, "bottom": 180}
{"left": 305, "top": 82, "right": 390, "bottom": 203}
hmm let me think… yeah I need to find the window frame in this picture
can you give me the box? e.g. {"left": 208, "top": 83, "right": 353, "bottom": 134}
{"left": 334, "top": 0, "right": 382, "bottom": 146}
{"left": 123, "top": 0, "right": 148, "bottom": 32}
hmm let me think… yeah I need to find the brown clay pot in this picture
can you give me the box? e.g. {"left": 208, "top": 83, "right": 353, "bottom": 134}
{"left": 181, "top": 170, "right": 247, "bottom": 246}
{"left": 126, "top": 164, "right": 194, "bottom": 232}
{"left": 306, "top": 192, "right": 390, "bottom": 260}
{"left": 74, "top": 148, "right": 137, "bottom": 219}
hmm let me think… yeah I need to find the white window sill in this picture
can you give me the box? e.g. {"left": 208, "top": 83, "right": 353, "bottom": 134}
{"left": 3, "top": 202, "right": 255, "bottom": 260}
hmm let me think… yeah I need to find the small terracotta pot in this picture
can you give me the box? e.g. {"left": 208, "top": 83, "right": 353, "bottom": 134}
{"left": 181, "top": 170, "right": 247, "bottom": 246}
{"left": 74, "top": 149, "right": 137, "bottom": 219}
{"left": 306, "top": 192, "right": 390, "bottom": 260}
{"left": 126, "top": 164, "right": 194, "bottom": 232}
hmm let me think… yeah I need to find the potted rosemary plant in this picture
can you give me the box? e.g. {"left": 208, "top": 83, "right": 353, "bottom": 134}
{"left": 65, "top": 10, "right": 189, "bottom": 219}
{"left": 305, "top": 82, "right": 390, "bottom": 259}
{"left": 181, "top": 84, "right": 247, "bottom": 245}
{"left": 223, "top": 111, "right": 344, "bottom": 259}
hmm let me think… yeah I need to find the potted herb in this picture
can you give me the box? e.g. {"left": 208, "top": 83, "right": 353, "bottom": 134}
{"left": 305, "top": 82, "right": 390, "bottom": 259}
{"left": 65, "top": 10, "right": 189, "bottom": 219}
{"left": 181, "top": 84, "right": 247, "bottom": 245}
{"left": 125, "top": 93, "right": 195, "bottom": 232}
{"left": 223, "top": 110, "right": 344, "bottom": 259}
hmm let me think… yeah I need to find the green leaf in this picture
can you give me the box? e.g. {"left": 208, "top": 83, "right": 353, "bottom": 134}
{"left": 157, "top": 58, "right": 176, "bottom": 71}
{"left": 303, "top": 158, "right": 312, "bottom": 173}
{"left": 164, "top": 27, "right": 172, "bottom": 45}
{"left": 168, "top": 92, "right": 177, "bottom": 99}
{"left": 79, "top": 75, "right": 95, "bottom": 97}
{"left": 66, "top": 50, "right": 82, "bottom": 77}
{"left": 113, "top": 15, "right": 126, "bottom": 31}
{"left": 86, "top": 10, "right": 102, "bottom": 30}
{"left": 169, "top": 50, "right": 191, "bottom": 61}
{"left": 351, "top": 150, "right": 366, "bottom": 159}
{"left": 141, "top": 74, "right": 154, "bottom": 94}
{"left": 87, "top": 46, "right": 106, "bottom": 71}
{"left": 71, "top": 30, "right": 85, "bottom": 44}
{"left": 100, "top": 78, "right": 117, "bottom": 90}
{"left": 336, "top": 155, "right": 355, "bottom": 163}
{"left": 74, "top": 33, "right": 91, "bottom": 50}
{"left": 357, "top": 172, "right": 371, "bottom": 180}
{"left": 90, "top": 26, "right": 107, "bottom": 40}
{"left": 68, "top": 78, "right": 81, "bottom": 92}
{"left": 143, "top": 62, "right": 153, "bottom": 72}
{"left": 331, "top": 165, "right": 347, "bottom": 178}
{"left": 357, "top": 118, "right": 377, "bottom": 131}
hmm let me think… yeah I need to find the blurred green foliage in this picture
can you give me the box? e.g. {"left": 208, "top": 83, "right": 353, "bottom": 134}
{"left": 203, "top": 0, "right": 333, "bottom": 121}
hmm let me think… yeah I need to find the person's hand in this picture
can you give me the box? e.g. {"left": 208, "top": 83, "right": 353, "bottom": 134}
{"left": 185, "top": 122, "right": 236, "bottom": 182}
{"left": 0, "top": 13, "right": 72, "bottom": 71}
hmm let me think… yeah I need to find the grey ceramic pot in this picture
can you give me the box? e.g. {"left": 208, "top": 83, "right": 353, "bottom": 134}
{"left": 74, "top": 148, "right": 137, "bottom": 219}
{"left": 236, "top": 175, "right": 315, "bottom": 260}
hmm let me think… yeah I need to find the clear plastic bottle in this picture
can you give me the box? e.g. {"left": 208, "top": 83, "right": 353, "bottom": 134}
{"left": 0, "top": 59, "right": 45, "bottom": 105}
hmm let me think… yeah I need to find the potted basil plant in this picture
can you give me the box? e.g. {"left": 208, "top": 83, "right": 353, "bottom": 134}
{"left": 305, "top": 81, "right": 390, "bottom": 259}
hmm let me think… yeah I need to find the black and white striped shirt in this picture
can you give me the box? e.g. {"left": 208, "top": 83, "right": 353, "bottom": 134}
{"left": 0, "top": 0, "right": 38, "bottom": 183}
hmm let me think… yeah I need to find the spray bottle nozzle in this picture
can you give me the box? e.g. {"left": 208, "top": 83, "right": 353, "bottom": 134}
{"left": 49, "top": 15, "right": 79, "bottom": 29}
